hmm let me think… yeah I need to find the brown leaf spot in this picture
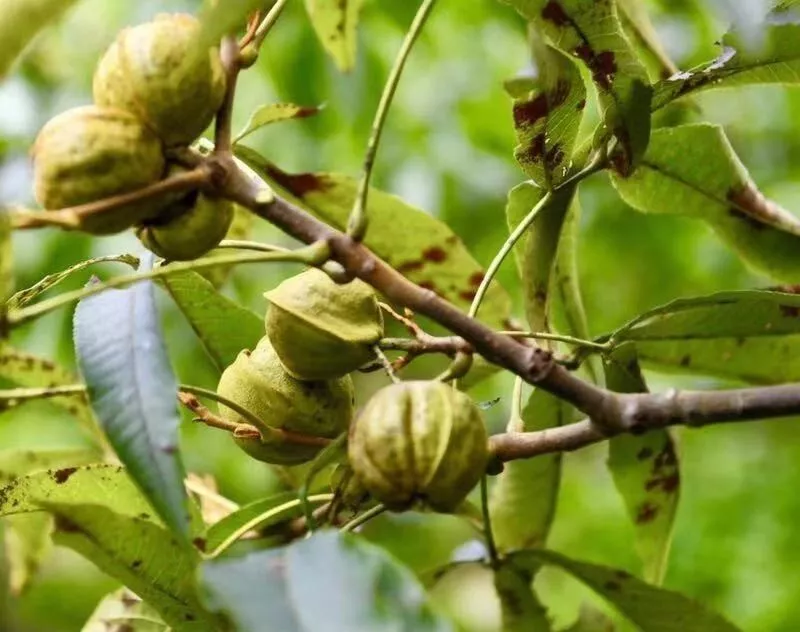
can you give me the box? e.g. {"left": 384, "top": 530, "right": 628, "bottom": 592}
{"left": 469, "top": 272, "right": 485, "bottom": 288}
{"left": 661, "top": 473, "right": 680, "bottom": 493}
{"left": 780, "top": 305, "right": 800, "bottom": 318}
{"left": 52, "top": 467, "right": 78, "bottom": 484}
{"left": 459, "top": 290, "right": 477, "bottom": 302}
{"left": 259, "top": 163, "right": 332, "bottom": 197}
{"left": 417, "top": 281, "right": 437, "bottom": 293}
{"left": 513, "top": 93, "right": 549, "bottom": 127}
{"left": 541, "top": 1, "right": 571, "bottom": 26}
{"left": 396, "top": 260, "right": 424, "bottom": 275}
{"left": 131, "top": 559, "right": 143, "bottom": 569}
{"left": 636, "top": 447, "right": 654, "bottom": 461}
{"left": 604, "top": 580, "right": 622, "bottom": 591}
{"left": 192, "top": 537, "right": 207, "bottom": 552}
{"left": 576, "top": 99, "right": 586, "bottom": 110}
{"left": 423, "top": 246, "right": 447, "bottom": 263}
{"left": 680, "top": 354, "right": 691, "bottom": 367}
{"left": 545, "top": 143, "right": 565, "bottom": 171}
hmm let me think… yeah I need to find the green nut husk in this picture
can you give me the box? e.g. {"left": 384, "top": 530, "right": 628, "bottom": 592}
{"left": 93, "top": 13, "right": 225, "bottom": 147}
{"left": 136, "top": 190, "right": 233, "bottom": 261}
{"left": 264, "top": 268, "right": 384, "bottom": 380}
{"left": 217, "top": 336, "right": 354, "bottom": 465}
{"left": 348, "top": 381, "right": 489, "bottom": 512}
{"left": 32, "top": 105, "right": 166, "bottom": 235}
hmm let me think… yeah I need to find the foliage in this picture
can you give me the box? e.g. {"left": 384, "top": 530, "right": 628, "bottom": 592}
{"left": 1, "top": 1, "right": 800, "bottom": 631}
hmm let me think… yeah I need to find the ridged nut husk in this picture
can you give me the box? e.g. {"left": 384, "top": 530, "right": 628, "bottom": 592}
{"left": 217, "top": 336, "right": 354, "bottom": 465}
{"left": 136, "top": 191, "right": 233, "bottom": 261}
{"left": 32, "top": 105, "right": 166, "bottom": 235}
{"left": 93, "top": 13, "right": 225, "bottom": 147}
{"left": 348, "top": 381, "right": 489, "bottom": 512}
{"left": 265, "top": 268, "right": 384, "bottom": 380}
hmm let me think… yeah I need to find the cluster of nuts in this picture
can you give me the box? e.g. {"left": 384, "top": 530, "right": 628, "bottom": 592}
{"left": 216, "top": 268, "right": 490, "bottom": 513}
{"left": 32, "top": 13, "right": 233, "bottom": 261}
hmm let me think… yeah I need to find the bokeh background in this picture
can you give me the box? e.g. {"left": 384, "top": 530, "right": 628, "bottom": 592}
{"left": 1, "top": 0, "right": 798, "bottom": 630}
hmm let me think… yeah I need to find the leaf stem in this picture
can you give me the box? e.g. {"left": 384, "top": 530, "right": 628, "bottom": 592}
{"left": 498, "top": 330, "right": 609, "bottom": 351}
{"left": 347, "top": 0, "right": 438, "bottom": 240}
{"left": 480, "top": 475, "right": 499, "bottom": 568}
{"left": 340, "top": 503, "right": 388, "bottom": 533}
{"left": 253, "top": 0, "right": 292, "bottom": 49}
{"left": 8, "top": 243, "right": 328, "bottom": 328}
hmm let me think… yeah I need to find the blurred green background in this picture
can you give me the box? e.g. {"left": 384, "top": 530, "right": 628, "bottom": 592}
{"left": 1, "top": 0, "right": 799, "bottom": 630}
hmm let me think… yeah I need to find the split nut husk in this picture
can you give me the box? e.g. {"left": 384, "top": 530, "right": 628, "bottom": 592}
{"left": 265, "top": 268, "right": 384, "bottom": 380}
{"left": 136, "top": 189, "right": 233, "bottom": 261}
{"left": 32, "top": 105, "right": 166, "bottom": 235}
{"left": 348, "top": 380, "right": 489, "bottom": 512}
{"left": 216, "top": 336, "right": 354, "bottom": 465}
{"left": 93, "top": 13, "right": 225, "bottom": 147}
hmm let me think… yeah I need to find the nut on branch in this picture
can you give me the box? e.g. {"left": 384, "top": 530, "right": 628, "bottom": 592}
{"left": 93, "top": 13, "right": 226, "bottom": 147}
{"left": 348, "top": 380, "right": 489, "bottom": 512}
{"left": 265, "top": 268, "right": 384, "bottom": 380}
{"left": 32, "top": 106, "right": 167, "bottom": 235}
{"left": 216, "top": 336, "right": 354, "bottom": 465}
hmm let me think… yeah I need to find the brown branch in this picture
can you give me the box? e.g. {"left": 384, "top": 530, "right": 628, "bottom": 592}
{"left": 12, "top": 167, "right": 211, "bottom": 230}
{"left": 489, "top": 382, "right": 800, "bottom": 462}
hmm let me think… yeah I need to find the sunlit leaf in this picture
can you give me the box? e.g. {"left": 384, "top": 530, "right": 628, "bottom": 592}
{"left": 604, "top": 288, "right": 800, "bottom": 383}
{"left": 0, "top": 344, "right": 100, "bottom": 446}
{"left": 304, "top": 0, "right": 365, "bottom": 72}
{"left": 0, "top": 0, "right": 81, "bottom": 78}
{"left": 611, "top": 123, "right": 800, "bottom": 282}
{"left": 82, "top": 587, "right": 169, "bottom": 632}
{"left": 513, "top": 549, "right": 741, "bottom": 631}
{"left": 0, "top": 465, "right": 215, "bottom": 630}
{"left": 161, "top": 270, "right": 263, "bottom": 372}
{"left": 489, "top": 389, "right": 565, "bottom": 551}
{"left": 235, "top": 148, "right": 513, "bottom": 331}
{"left": 494, "top": 561, "right": 552, "bottom": 631}
{"left": 201, "top": 530, "right": 454, "bottom": 631}
{"left": 74, "top": 255, "right": 190, "bottom": 538}
{"left": 653, "top": 9, "right": 800, "bottom": 110}
{"left": 234, "top": 103, "right": 323, "bottom": 144}
{"left": 0, "top": 448, "right": 98, "bottom": 596}
{"left": 510, "top": 44, "right": 586, "bottom": 188}
{"left": 605, "top": 345, "right": 679, "bottom": 585}
{"left": 498, "top": 0, "right": 652, "bottom": 173}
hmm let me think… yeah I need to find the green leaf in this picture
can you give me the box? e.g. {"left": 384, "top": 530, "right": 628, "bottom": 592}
{"left": 234, "top": 103, "right": 323, "bottom": 144}
{"left": 513, "top": 549, "right": 741, "bottom": 631}
{"left": 653, "top": 10, "right": 800, "bottom": 110}
{"left": 204, "top": 491, "right": 329, "bottom": 555}
{"left": 0, "top": 465, "right": 215, "bottom": 631}
{"left": 0, "top": 344, "right": 100, "bottom": 446}
{"left": 611, "top": 123, "right": 800, "bottom": 282}
{"left": 235, "top": 148, "right": 513, "bottom": 331}
{"left": 304, "top": 0, "right": 365, "bottom": 72}
{"left": 82, "top": 588, "right": 169, "bottom": 632}
{"left": 0, "top": 0, "right": 81, "bottom": 79}
{"left": 511, "top": 44, "right": 586, "bottom": 188}
{"left": 161, "top": 270, "right": 264, "bottom": 372}
{"left": 201, "top": 530, "right": 454, "bottom": 631}
{"left": 499, "top": 0, "right": 652, "bottom": 173}
{"left": 7, "top": 254, "right": 138, "bottom": 311}
{"left": 604, "top": 345, "right": 679, "bottom": 585}
{"left": 506, "top": 182, "right": 575, "bottom": 331}
{"left": 0, "top": 448, "right": 99, "bottom": 595}
{"left": 494, "top": 562, "right": 552, "bottom": 631}
{"left": 489, "top": 389, "right": 565, "bottom": 551}
{"left": 617, "top": 0, "right": 676, "bottom": 81}
{"left": 74, "top": 255, "right": 190, "bottom": 538}
{"left": 605, "top": 289, "right": 800, "bottom": 383}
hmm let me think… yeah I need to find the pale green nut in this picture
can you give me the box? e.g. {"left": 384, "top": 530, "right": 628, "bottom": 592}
{"left": 136, "top": 191, "right": 234, "bottom": 261}
{"left": 348, "top": 380, "right": 489, "bottom": 512}
{"left": 216, "top": 336, "right": 354, "bottom": 465}
{"left": 32, "top": 105, "right": 166, "bottom": 235}
{"left": 264, "top": 268, "right": 384, "bottom": 380}
{"left": 93, "top": 13, "right": 226, "bottom": 147}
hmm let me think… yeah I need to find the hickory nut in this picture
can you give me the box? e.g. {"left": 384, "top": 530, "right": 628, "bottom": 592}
{"left": 264, "top": 268, "right": 384, "bottom": 380}
{"left": 93, "top": 13, "right": 225, "bottom": 147}
{"left": 217, "top": 336, "right": 354, "bottom": 465}
{"left": 136, "top": 189, "right": 233, "bottom": 261}
{"left": 32, "top": 105, "right": 166, "bottom": 235}
{"left": 348, "top": 380, "right": 489, "bottom": 512}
